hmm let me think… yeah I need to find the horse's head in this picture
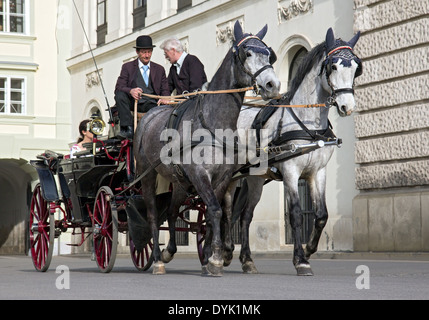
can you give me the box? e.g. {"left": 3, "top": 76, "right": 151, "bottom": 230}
{"left": 322, "top": 28, "right": 362, "bottom": 117}
{"left": 232, "top": 21, "right": 280, "bottom": 100}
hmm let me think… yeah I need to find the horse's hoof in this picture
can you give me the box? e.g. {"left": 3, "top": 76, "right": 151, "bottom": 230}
{"left": 223, "top": 259, "right": 232, "bottom": 267}
{"left": 242, "top": 261, "right": 259, "bottom": 274}
{"left": 223, "top": 252, "right": 233, "bottom": 267}
{"left": 152, "top": 262, "right": 166, "bottom": 275}
{"left": 295, "top": 263, "right": 314, "bottom": 276}
{"left": 161, "top": 249, "right": 174, "bottom": 263}
{"left": 201, "top": 264, "right": 223, "bottom": 277}
{"left": 205, "top": 258, "right": 223, "bottom": 277}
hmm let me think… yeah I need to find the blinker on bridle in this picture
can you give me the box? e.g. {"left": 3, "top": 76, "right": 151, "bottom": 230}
{"left": 322, "top": 45, "right": 362, "bottom": 108}
{"left": 234, "top": 35, "right": 277, "bottom": 86}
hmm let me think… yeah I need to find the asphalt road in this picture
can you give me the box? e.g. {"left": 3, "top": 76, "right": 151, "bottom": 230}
{"left": 1, "top": 253, "right": 429, "bottom": 302}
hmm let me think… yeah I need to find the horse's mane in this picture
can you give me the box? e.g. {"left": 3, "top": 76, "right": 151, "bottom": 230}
{"left": 278, "top": 41, "right": 326, "bottom": 104}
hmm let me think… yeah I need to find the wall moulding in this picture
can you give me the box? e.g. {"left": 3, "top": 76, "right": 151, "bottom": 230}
{"left": 216, "top": 17, "right": 244, "bottom": 46}
{"left": 278, "top": 0, "right": 313, "bottom": 23}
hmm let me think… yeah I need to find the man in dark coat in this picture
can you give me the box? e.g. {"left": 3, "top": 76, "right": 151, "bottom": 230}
{"left": 160, "top": 37, "right": 207, "bottom": 95}
{"left": 114, "top": 35, "right": 170, "bottom": 139}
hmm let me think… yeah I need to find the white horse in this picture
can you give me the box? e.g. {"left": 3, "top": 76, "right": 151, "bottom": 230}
{"left": 224, "top": 28, "right": 362, "bottom": 276}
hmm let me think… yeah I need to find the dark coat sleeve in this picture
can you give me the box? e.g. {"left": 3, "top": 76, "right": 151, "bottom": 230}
{"left": 150, "top": 62, "right": 170, "bottom": 97}
{"left": 114, "top": 60, "right": 138, "bottom": 95}
{"left": 184, "top": 54, "right": 207, "bottom": 93}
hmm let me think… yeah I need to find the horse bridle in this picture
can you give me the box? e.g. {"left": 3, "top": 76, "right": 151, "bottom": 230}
{"left": 322, "top": 45, "right": 362, "bottom": 108}
{"left": 234, "top": 35, "right": 277, "bottom": 85}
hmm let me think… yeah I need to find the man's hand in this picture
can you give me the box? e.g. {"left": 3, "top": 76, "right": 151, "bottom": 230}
{"left": 157, "top": 99, "right": 171, "bottom": 106}
{"left": 130, "top": 88, "right": 143, "bottom": 100}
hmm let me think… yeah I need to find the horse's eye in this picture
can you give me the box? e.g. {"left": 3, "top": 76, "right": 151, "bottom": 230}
{"left": 331, "top": 65, "right": 337, "bottom": 71}
{"left": 246, "top": 51, "right": 252, "bottom": 57}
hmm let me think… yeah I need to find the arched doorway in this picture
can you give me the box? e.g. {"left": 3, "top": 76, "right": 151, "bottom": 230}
{"left": 0, "top": 159, "right": 35, "bottom": 254}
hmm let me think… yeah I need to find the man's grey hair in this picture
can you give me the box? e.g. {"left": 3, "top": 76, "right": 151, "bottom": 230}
{"left": 160, "top": 37, "right": 184, "bottom": 53}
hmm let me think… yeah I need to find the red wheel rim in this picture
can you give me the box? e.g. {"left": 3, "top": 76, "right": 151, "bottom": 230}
{"left": 130, "top": 237, "right": 154, "bottom": 271}
{"left": 93, "top": 187, "right": 118, "bottom": 273}
{"left": 29, "top": 185, "right": 53, "bottom": 272}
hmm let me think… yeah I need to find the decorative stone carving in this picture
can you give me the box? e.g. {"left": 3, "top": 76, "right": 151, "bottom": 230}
{"left": 216, "top": 18, "right": 244, "bottom": 45}
{"left": 86, "top": 70, "right": 102, "bottom": 89}
{"left": 278, "top": 0, "right": 313, "bottom": 22}
{"left": 180, "top": 37, "right": 189, "bottom": 53}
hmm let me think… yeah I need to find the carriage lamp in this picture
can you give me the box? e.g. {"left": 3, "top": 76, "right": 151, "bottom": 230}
{"left": 89, "top": 118, "right": 106, "bottom": 136}
{"left": 88, "top": 117, "right": 106, "bottom": 155}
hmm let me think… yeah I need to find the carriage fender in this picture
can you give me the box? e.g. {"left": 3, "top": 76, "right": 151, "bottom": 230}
{"left": 30, "top": 160, "right": 59, "bottom": 202}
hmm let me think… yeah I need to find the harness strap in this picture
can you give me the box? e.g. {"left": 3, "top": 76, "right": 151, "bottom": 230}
{"left": 252, "top": 64, "right": 273, "bottom": 81}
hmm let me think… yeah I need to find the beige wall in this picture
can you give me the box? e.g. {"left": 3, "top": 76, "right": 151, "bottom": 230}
{"left": 353, "top": 0, "right": 429, "bottom": 251}
{"left": 0, "top": 0, "right": 72, "bottom": 254}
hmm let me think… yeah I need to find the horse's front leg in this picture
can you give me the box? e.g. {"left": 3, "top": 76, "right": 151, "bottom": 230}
{"left": 305, "top": 171, "right": 328, "bottom": 260}
{"left": 221, "top": 180, "right": 238, "bottom": 267}
{"left": 161, "top": 187, "right": 187, "bottom": 264}
{"left": 196, "top": 184, "right": 226, "bottom": 276}
{"left": 238, "top": 177, "right": 264, "bottom": 274}
{"left": 284, "top": 176, "right": 313, "bottom": 276}
{"left": 141, "top": 171, "right": 165, "bottom": 275}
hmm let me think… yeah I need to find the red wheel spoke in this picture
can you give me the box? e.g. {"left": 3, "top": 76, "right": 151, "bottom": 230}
{"left": 29, "top": 185, "right": 53, "bottom": 272}
{"left": 93, "top": 187, "right": 117, "bottom": 273}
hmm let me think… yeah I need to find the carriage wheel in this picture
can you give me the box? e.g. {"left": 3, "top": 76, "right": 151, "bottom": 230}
{"left": 92, "top": 186, "right": 118, "bottom": 273}
{"left": 196, "top": 209, "right": 207, "bottom": 265}
{"left": 29, "top": 184, "right": 55, "bottom": 272}
{"left": 129, "top": 235, "right": 154, "bottom": 272}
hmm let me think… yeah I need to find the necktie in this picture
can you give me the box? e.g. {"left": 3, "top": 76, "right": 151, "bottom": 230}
{"left": 142, "top": 65, "right": 149, "bottom": 86}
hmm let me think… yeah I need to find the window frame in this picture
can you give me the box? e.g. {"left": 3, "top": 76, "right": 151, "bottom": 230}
{"left": 0, "top": 75, "right": 27, "bottom": 116}
{"left": 177, "top": 0, "right": 192, "bottom": 13}
{"left": 0, "top": 0, "right": 29, "bottom": 34}
{"left": 133, "top": 0, "right": 147, "bottom": 31}
{"left": 96, "top": 0, "right": 108, "bottom": 46}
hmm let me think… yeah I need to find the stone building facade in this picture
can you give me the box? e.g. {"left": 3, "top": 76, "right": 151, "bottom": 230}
{"left": 2, "top": 0, "right": 427, "bottom": 256}
{"left": 352, "top": 0, "right": 429, "bottom": 251}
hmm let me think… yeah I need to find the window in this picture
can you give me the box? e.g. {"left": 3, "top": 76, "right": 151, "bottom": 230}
{"left": 177, "top": 0, "right": 192, "bottom": 12}
{"left": 0, "top": 0, "right": 27, "bottom": 34}
{"left": 133, "top": 0, "right": 147, "bottom": 31}
{"left": 0, "top": 76, "right": 26, "bottom": 115}
{"left": 97, "top": 0, "right": 107, "bottom": 46}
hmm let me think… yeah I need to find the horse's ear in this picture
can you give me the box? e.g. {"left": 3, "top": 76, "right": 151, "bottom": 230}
{"left": 325, "top": 27, "right": 335, "bottom": 49}
{"left": 234, "top": 20, "right": 244, "bottom": 42}
{"left": 256, "top": 24, "right": 268, "bottom": 40}
{"left": 348, "top": 31, "right": 361, "bottom": 48}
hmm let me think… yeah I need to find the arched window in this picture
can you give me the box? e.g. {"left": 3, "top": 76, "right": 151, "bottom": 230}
{"left": 89, "top": 106, "right": 102, "bottom": 119}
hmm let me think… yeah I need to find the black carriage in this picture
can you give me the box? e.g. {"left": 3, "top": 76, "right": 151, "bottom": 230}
{"left": 28, "top": 119, "right": 207, "bottom": 273}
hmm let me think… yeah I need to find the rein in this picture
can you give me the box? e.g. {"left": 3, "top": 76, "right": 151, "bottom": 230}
{"left": 139, "top": 86, "right": 256, "bottom": 101}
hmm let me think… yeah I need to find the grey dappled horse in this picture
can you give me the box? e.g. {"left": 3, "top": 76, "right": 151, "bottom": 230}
{"left": 133, "top": 21, "right": 280, "bottom": 276}
{"left": 226, "top": 28, "right": 362, "bottom": 276}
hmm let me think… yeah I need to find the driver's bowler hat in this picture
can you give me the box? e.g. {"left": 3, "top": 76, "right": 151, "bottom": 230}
{"left": 134, "top": 35, "right": 156, "bottom": 49}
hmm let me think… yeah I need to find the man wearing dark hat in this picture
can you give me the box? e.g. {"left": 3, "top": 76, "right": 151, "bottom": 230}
{"left": 114, "top": 35, "right": 170, "bottom": 139}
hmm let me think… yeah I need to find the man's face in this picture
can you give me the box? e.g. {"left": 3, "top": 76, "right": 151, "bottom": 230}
{"left": 137, "top": 48, "right": 153, "bottom": 65}
{"left": 163, "top": 48, "right": 178, "bottom": 64}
